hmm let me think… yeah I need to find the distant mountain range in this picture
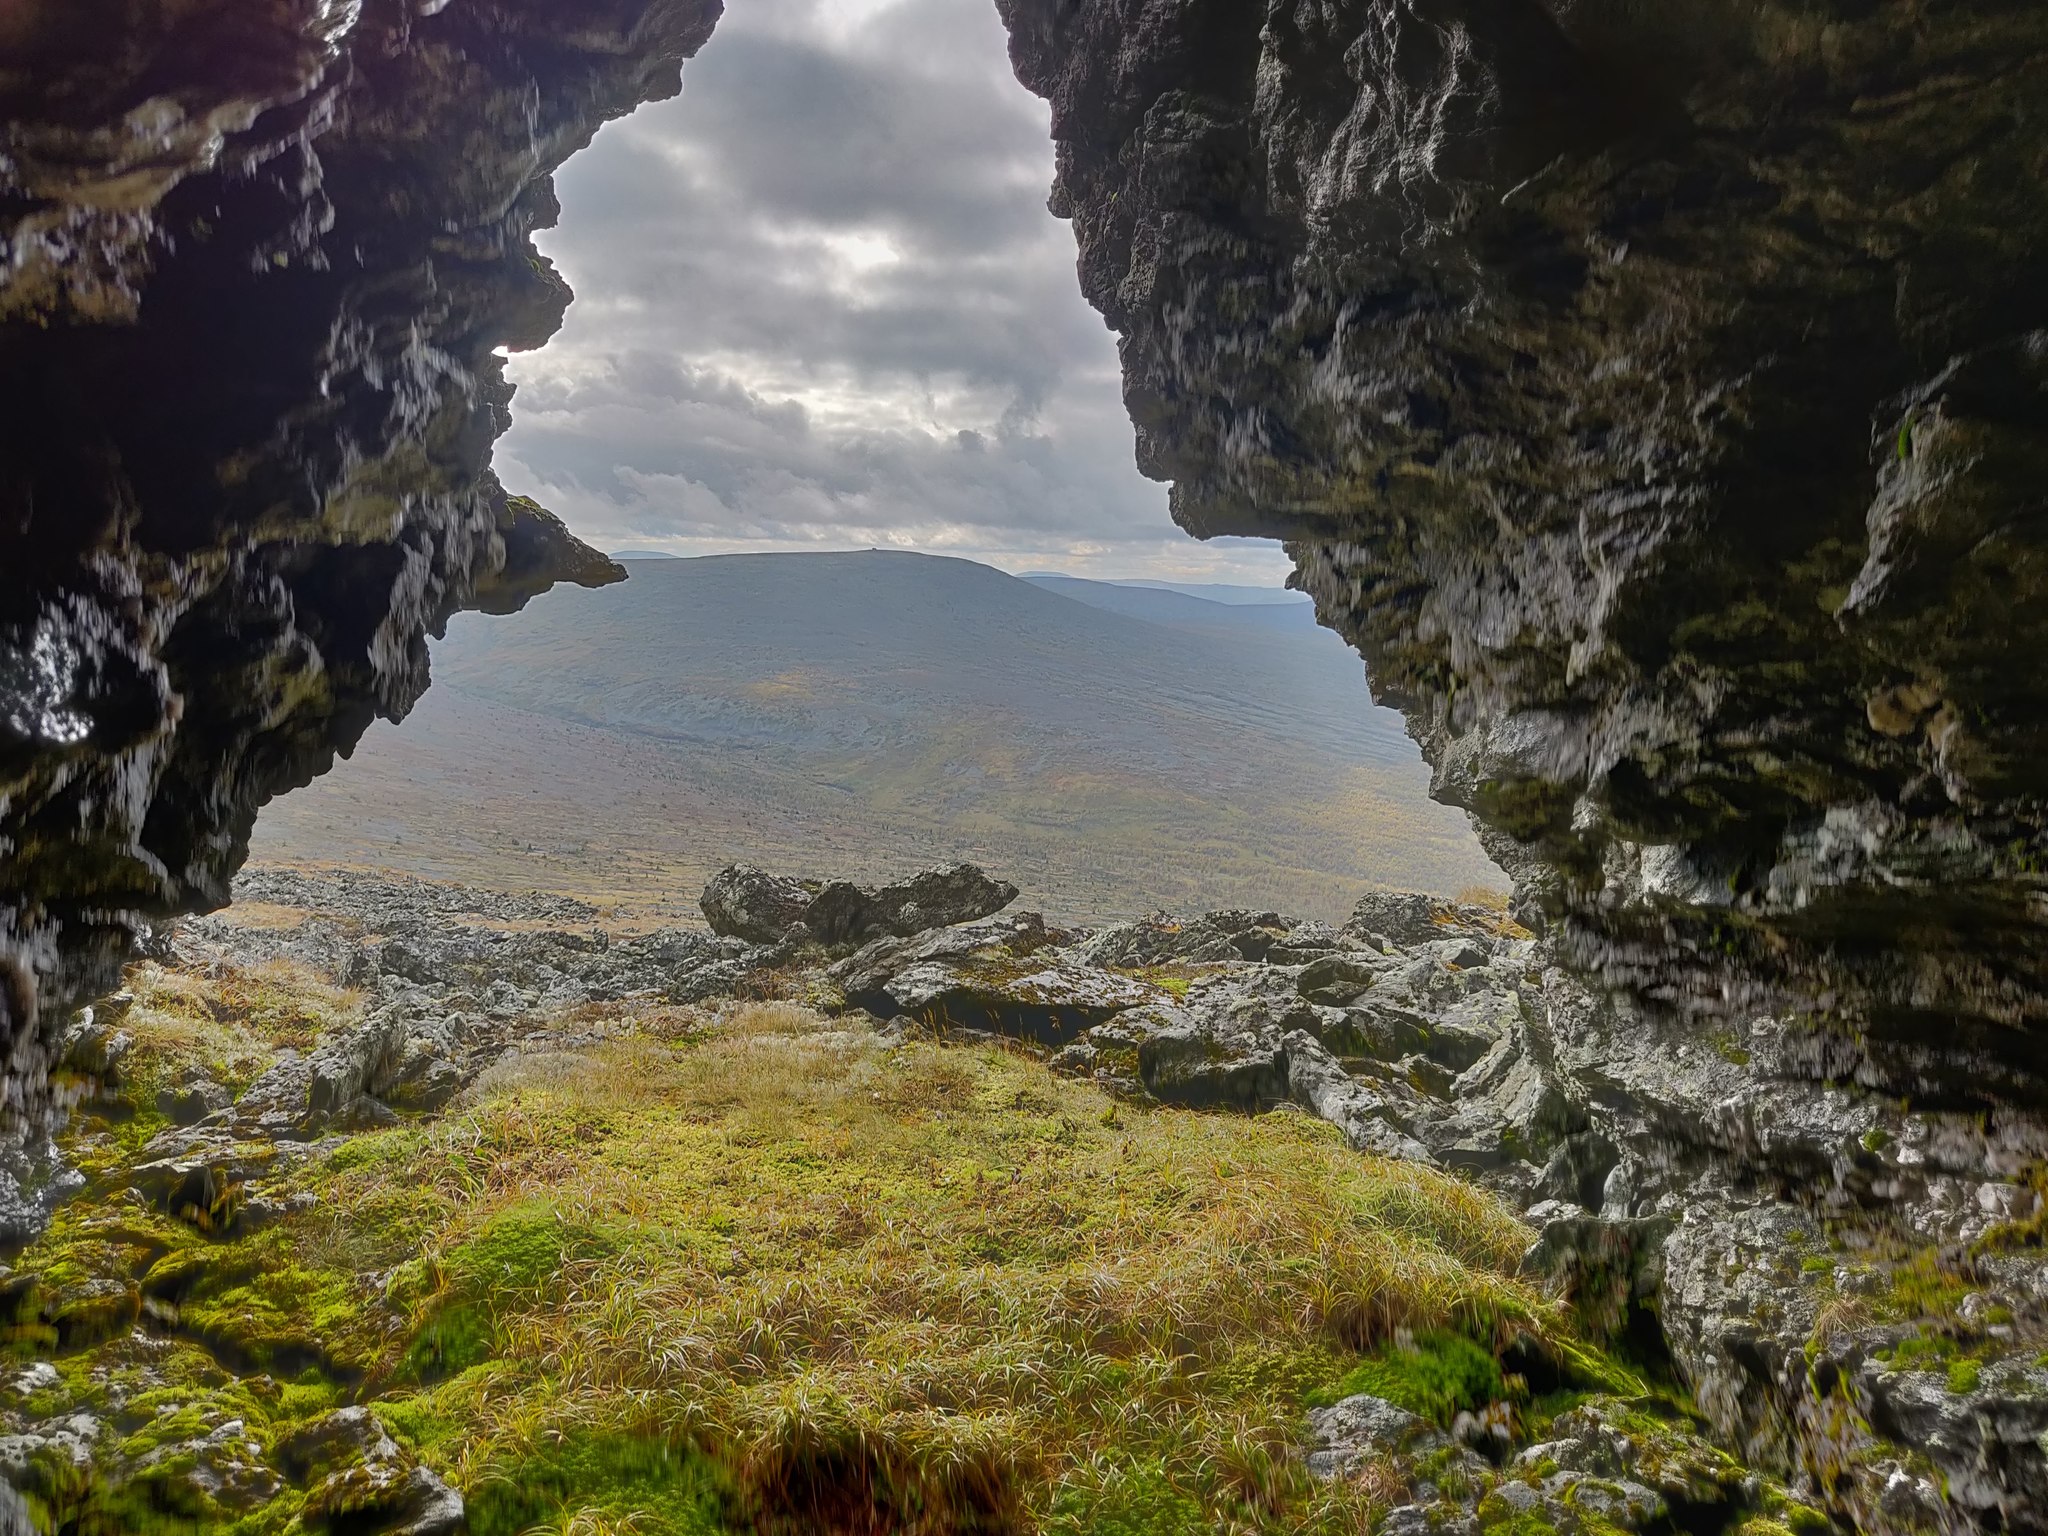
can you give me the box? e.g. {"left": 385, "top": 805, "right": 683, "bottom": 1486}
{"left": 1019, "top": 573, "right": 1312, "bottom": 607}
{"left": 252, "top": 552, "right": 1500, "bottom": 922}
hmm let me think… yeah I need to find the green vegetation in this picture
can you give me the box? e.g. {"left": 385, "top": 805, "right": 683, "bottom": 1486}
{"left": 9, "top": 983, "right": 1569, "bottom": 1534}
{"left": 1305, "top": 1331, "right": 1503, "bottom": 1423}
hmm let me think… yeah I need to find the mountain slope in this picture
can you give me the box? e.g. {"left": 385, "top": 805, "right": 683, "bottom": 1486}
{"left": 252, "top": 551, "right": 1499, "bottom": 920}
{"left": 1021, "top": 573, "right": 1322, "bottom": 640}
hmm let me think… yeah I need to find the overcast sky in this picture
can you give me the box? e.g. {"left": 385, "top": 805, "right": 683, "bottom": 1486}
{"left": 495, "top": 0, "right": 1293, "bottom": 584}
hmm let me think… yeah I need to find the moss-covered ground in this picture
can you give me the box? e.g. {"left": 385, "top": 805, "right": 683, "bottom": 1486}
{"left": 2, "top": 961, "right": 1728, "bottom": 1534}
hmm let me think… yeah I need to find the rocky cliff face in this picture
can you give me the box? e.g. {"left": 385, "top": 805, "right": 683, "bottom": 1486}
{"left": 0, "top": 1, "right": 720, "bottom": 1111}
{"left": 996, "top": 0, "right": 2048, "bottom": 1107}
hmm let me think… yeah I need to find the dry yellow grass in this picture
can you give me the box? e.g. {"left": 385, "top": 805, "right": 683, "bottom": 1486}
{"left": 269, "top": 1003, "right": 1554, "bottom": 1534}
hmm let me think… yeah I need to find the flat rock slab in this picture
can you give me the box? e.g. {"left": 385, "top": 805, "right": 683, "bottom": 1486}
{"left": 878, "top": 962, "right": 1161, "bottom": 1045}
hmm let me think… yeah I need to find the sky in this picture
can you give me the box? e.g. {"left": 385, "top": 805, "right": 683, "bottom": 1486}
{"left": 494, "top": 0, "right": 1294, "bottom": 585}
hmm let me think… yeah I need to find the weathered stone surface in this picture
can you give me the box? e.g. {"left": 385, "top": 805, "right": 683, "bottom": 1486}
{"left": 703, "top": 862, "right": 1019, "bottom": 947}
{"left": 0, "top": 0, "right": 717, "bottom": 1129}
{"left": 831, "top": 910, "right": 1058, "bottom": 998}
{"left": 1128, "top": 1002, "right": 1289, "bottom": 1111}
{"left": 996, "top": 0, "right": 2048, "bottom": 1105}
{"left": 156, "top": 1074, "right": 234, "bottom": 1127}
{"left": 1281, "top": 1030, "right": 1433, "bottom": 1163}
{"left": 278, "top": 1407, "right": 463, "bottom": 1535}
{"left": 876, "top": 959, "right": 1160, "bottom": 1046}
{"left": 858, "top": 864, "right": 1021, "bottom": 939}
{"left": 1304, "top": 1393, "right": 1439, "bottom": 1479}
{"left": 701, "top": 865, "right": 816, "bottom": 944}
{"left": 1345, "top": 892, "right": 1495, "bottom": 951}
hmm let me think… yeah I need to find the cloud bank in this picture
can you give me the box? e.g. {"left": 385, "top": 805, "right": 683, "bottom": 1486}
{"left": 495, "top": 0, "right": 1293, "bottom": 583}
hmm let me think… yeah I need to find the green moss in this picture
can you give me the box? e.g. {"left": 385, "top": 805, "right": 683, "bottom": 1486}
{"left": 1880, "top": 1332, "right": 1955, "bottom": 1369}
{"left": 1476, "top": 1490, "right": 1561, "bottom": 1533}
{"left": 1710, "top": 1032, "right": 1752, "bottom": 1067}
{"left": 1861, "top": 1128, "right": 1892, "bottom": 1153}
{"left": 449, "top": 1205, "right": 613, "bottom": 1299}
{"left": 1116, "top": 967, "right": 1200, "bottom": 1001}
{"left": 1877, "top": 1251, "right": 1976, "bottom": 1324}
{"left": 467, "top": 1433, "right": 735, "bottom": 1536}
{"left": 1047, "top": 1461, "right": 1205, "bottom": 1536}
{"left": 173, "top": 1234, "right": 378, "bottom": 1377}
{"left": 1947, "top": 1358, "right": 1983, "bottom": 1394}
{"left": 401, "top": 1298, "right": 494, "bottom": 1381}
{"left": 1305, "top": 1331, "right": 1503, "bottom": 1424}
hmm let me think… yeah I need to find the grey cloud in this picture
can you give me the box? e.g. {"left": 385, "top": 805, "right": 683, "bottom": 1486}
{"left": 497, "top": 0, "right": 1293, "bottom": 583}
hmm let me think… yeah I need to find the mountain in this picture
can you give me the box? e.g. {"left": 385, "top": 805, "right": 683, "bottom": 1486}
{"left": 1021, "top": 573, "right": 1321, "bottom": 639}
{"left": 1112, "top": 578, "right": 1309, "bottom": 606}
{"left": 251, "top": 551, "right": 1499, "bottom": 921}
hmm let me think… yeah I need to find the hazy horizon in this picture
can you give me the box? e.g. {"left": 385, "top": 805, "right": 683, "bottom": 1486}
{"left": 254, "top": 549, "right": 1498, "bottom": 921}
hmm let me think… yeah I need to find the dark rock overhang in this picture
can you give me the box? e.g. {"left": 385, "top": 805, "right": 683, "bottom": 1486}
{"left": 996, "top": 0, "right": 2048, "bottom": 1105}
{"left": 3, "top": 0, "right": 2046, "bottom": 1127}
{"left": 0, "top": 0, "right": 716, "bottom": 1107}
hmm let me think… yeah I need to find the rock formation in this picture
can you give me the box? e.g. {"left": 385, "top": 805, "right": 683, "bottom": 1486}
{"left": 33, "top": 863, "right": 2028, "bottom": 1533}
{"left": 984, "top": 9, "right": 2048, "bottom": 1524}
{"left": 0, "top": 0, "right": 721, "bottom": 1116}
{"left": 7, "top": 1, "right": 2048, "bottom": 1529}
{"left": 995, "top": 0, "right": 2048, "bottom": 1105}
{"left": 701, "top": 861, "right": 1022, "bottom": 947}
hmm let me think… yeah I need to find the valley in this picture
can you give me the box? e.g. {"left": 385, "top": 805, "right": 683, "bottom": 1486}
{"left": 251, "top": 553, "right": 1500, "bottom": 924}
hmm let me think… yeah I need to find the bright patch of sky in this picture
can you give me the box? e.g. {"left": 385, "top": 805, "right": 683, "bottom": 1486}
{"left": 494, "top": 0, "right": 1295, "bottom": 586}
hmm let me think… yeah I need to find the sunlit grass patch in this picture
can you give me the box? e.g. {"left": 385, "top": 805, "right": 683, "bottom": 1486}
{"left": 269, "top": 1002, "right": 1554, "bottom": 1532}
{"left": 118, "top": 958, "right": 366, "bottom": 1087}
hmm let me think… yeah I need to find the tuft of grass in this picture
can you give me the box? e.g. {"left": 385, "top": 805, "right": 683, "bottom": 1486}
{"left": 1454, "top": 886, "right": 1512, "bottom": 914}
{"left": 299, "top": 1002, "right": 1551, "bottom": 1530}
{"left": 127, "top": 957, "right": 366, "bottom": 1058}
{"left": 463, "top": 1433, "right": 730, "bottom": 1536}
{"left": 16, "top": 973, "right": 1559, "bottom": 1535}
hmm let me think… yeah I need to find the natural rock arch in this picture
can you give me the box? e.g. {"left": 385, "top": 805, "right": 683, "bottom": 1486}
{"left": 5, "top": 0, "right": 2048, "bottom": 1123}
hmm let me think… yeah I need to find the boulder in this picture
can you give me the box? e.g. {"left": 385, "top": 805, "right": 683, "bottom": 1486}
{"left": 797, "top": 881, "right": 872, "bottom": 945}
{"left": 805, "top": 865, "right": 1017, "bottom": 944}
{"left": 877, "top": 961, "right": 1158, "bottom": 1045}
{"left": 701, "top": 862, "right": 1019, "bottom": 946}
{"left": 1296, "top": 954, "right": 1387, "bottom": 1007}
{"left": 57, "top": 1007, "right": 133, "bottom": 1083}
{"left": 862, "top": 864, "right": 1018, "bottom": 936}
{"left": 278, "top": 1407, "right": 464, "bottom": 1536}
{"left": 831, "top": 911, "right": 1056, "bottom": 998}
{"left": 1129, "top": 1006, "right": 1289, "bottom": 1111}
{"left": 1282, "top": 1032, "right": 1434, "bottom": 1163}
{"left": 700, "top": 865, "right": 815, "bottom": 943}
{"left": 1305, "top": 1393, "right": 1442, "bottom": 1478}
{"left": 1344, "top": 891, "right": 1465, "bottom": 949}
{"left": 157, "top": 1075, "right": 234, "bottom": 1126}
{"left": 1321, "top": 1003, "right": 1433, "bottom": 1063}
